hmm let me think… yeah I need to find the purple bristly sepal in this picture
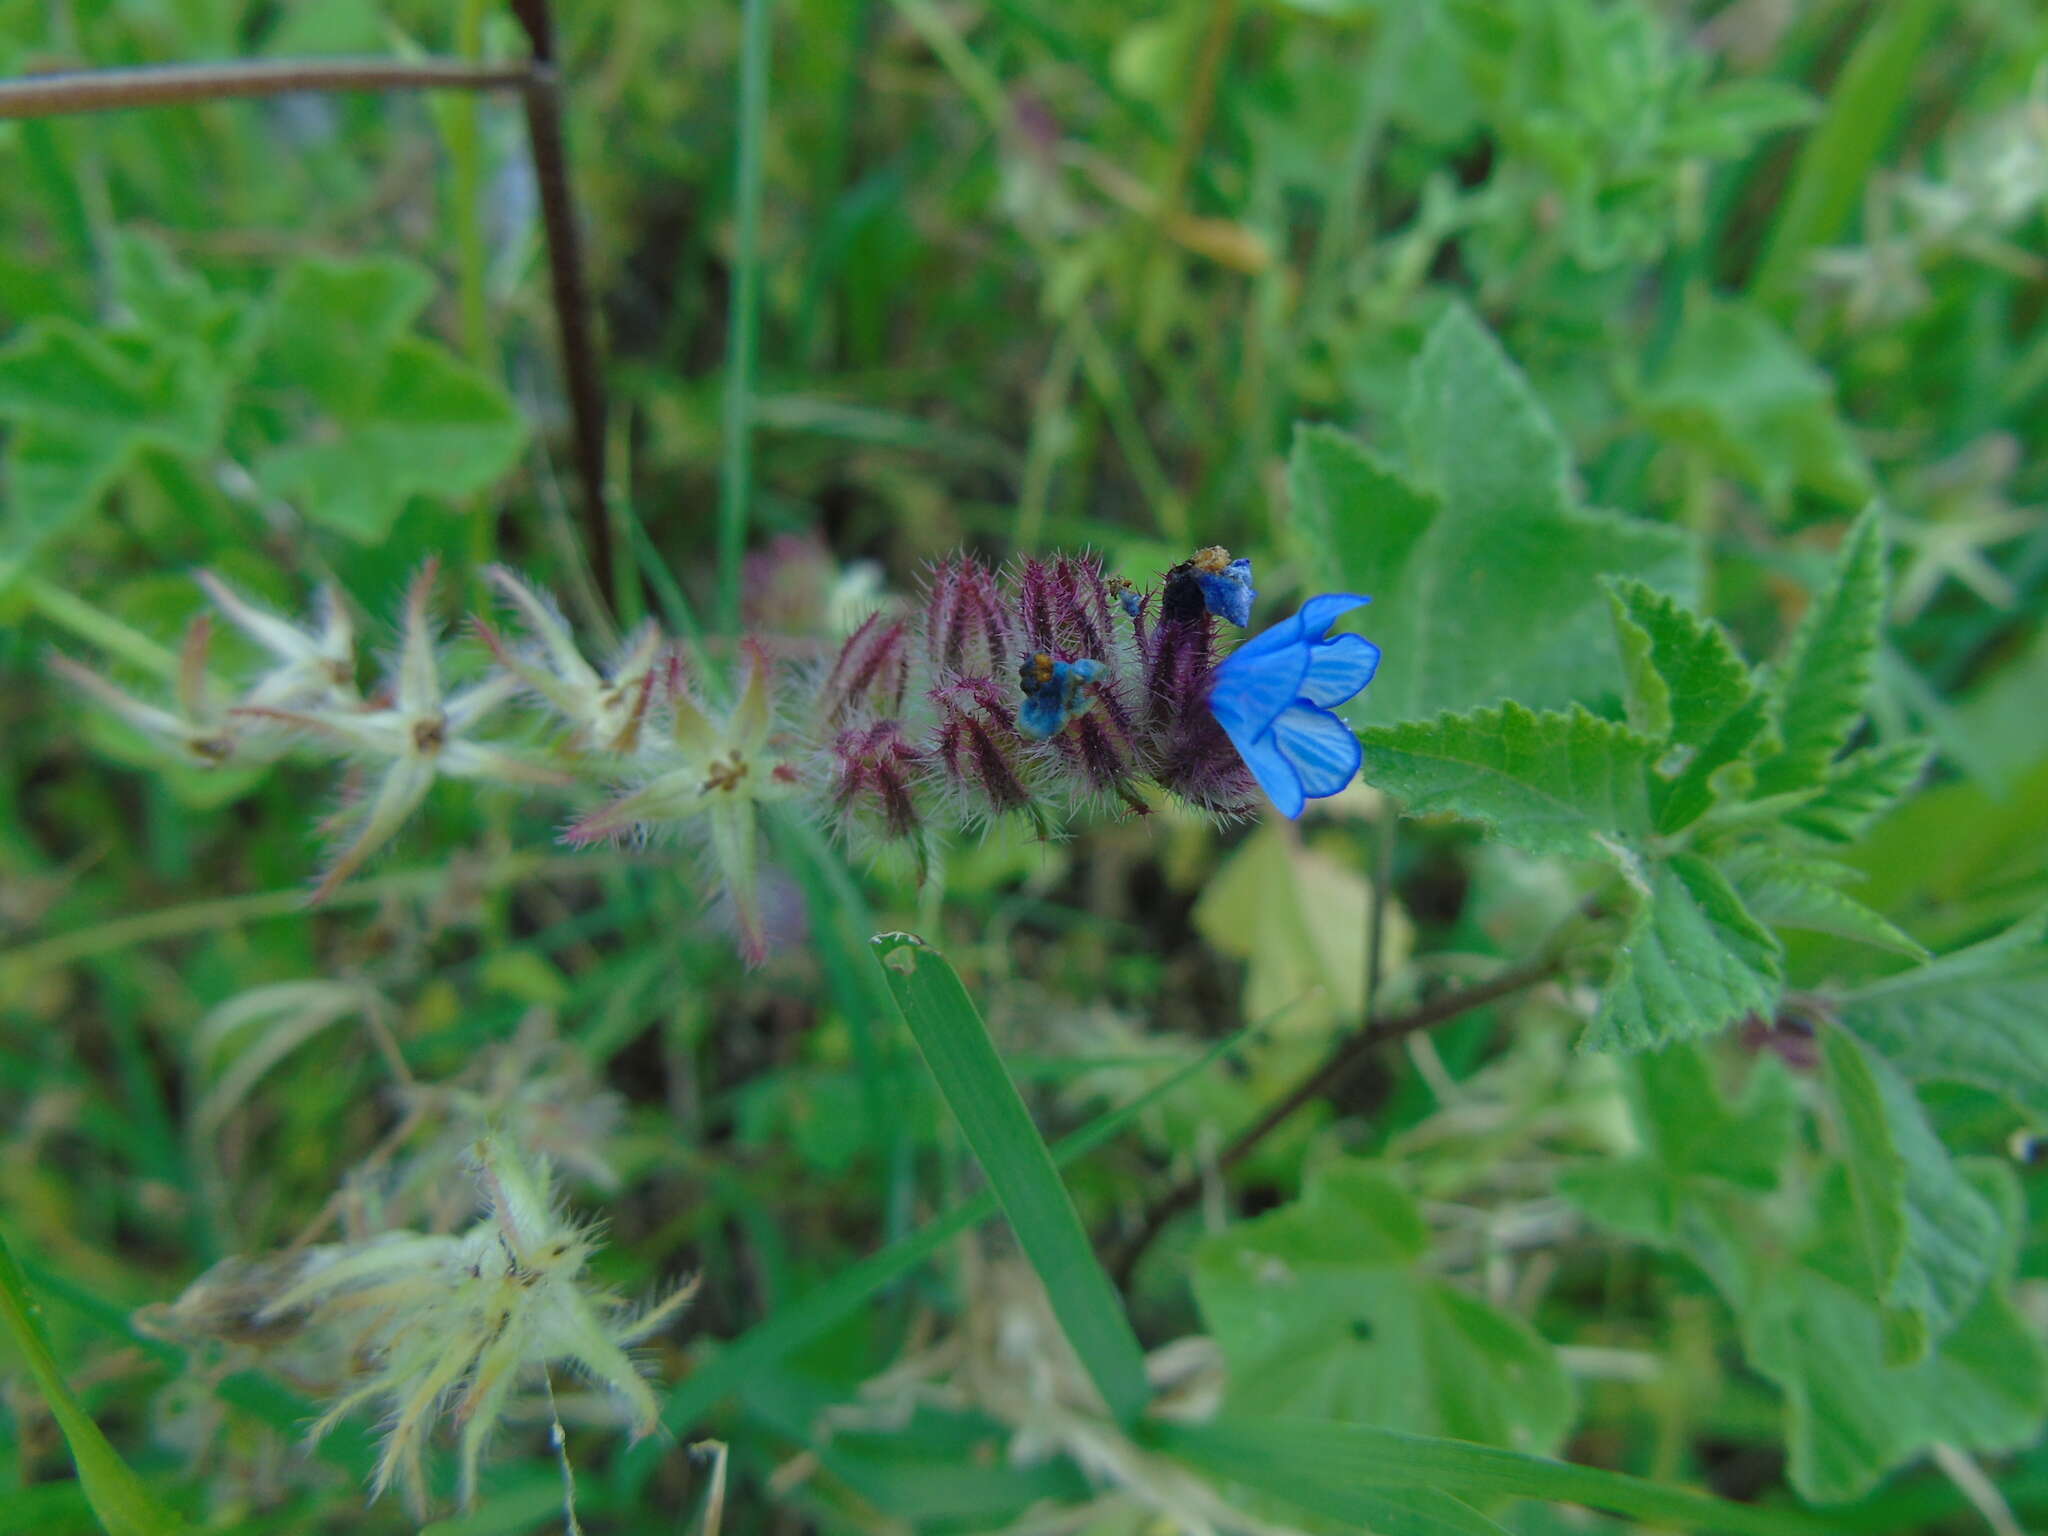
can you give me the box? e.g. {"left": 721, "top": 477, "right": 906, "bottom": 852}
{"left": 829, "top": 719, "right": 925, "bottom": 842}
{"left": 923, "top": 555, "right": 1012, "bottom": 677}
{"left": 817, "top": 612, "right": 910, "bottom": 727}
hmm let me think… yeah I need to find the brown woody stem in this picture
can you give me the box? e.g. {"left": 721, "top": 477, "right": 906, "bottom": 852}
{"left": 1108, "top": 948, "right": 1566, "bottom": 1285}
{"left": 0, "top": 58, "right": 534, "bottom": 118}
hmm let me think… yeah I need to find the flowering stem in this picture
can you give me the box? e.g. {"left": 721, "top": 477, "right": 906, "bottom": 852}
{"left": 716, "top": 0, "right": 774, "bottom": 639}
{"left": 1108, "top": 946, "right": 1567, "bottom": 1286}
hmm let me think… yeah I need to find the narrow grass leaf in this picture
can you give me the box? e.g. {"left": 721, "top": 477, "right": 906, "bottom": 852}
{"left": 1148, "top": 1419, "right": 1833, "bottom": 1536}
{"left": 870, "top": 932, "right": 1150, "bottom": 1424}
{"left": 0, "top": 1230, "right": 189, "bottom": 1536}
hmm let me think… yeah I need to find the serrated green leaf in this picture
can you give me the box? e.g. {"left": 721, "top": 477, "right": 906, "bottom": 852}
{"left": 1729, "top": 855, "right": 1927, "bottom": 959}
{"left": 1783, "top": 739, "right": 1930, "bottom": 842}
{"left": 1585, "top": 854, "right": 1782, "bottom": 1053}
{"left": 1837, "top": 909, "right": 2048, "bottom": 1120}
{"left": 1742, "top": 1168, "right": 2045, "bottom": 1505}
{"left": 1820, "top": 1026, "right": 2001, "bottom": 1364}
{"left": 1362, "top": 701, "right": 1657, "bottom": 859}
{"left": 1601, "top": 578, "right": 1768, "bottom": 830}
{"left": 1290, "top": 308, "right": 1693, "bottom": 726}
{"left": 1638, "top": 294, "right": 1870, "bottom": 509}
{"left": 1754, "top": 509, "right": 1887, "bottom": 796}
{"left": 1193, "top": 1162, "right": 1575, "bottom": 1452}
{"left": 253, "top": 336, "right": 525, "bottom": 541}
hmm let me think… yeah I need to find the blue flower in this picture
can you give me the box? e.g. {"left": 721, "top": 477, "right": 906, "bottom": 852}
{"left": 1193, "top": 551, "right": 1256, "bottom": 628}
{"left": 1017, "top": 653, "right": 1107, "bottom": 740}
{"left": 1208, "top": 594, "right": 1379, "bottom": 818}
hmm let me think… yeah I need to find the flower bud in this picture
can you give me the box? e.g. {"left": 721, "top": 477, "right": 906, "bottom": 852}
{"left": 924, "top": 555, "right": 1011, "bottom": 677}
{"left": 1015, "top": 554, "right": 1114, "bottom": 664}
{"left": 930, "top": 676, "right": 1038, "bottom": 820}
{"left": 829, "top": 718, "right": 925, "bottom": 843}
{"left": 817, "top": 612, "right": 910, "bottom": 727}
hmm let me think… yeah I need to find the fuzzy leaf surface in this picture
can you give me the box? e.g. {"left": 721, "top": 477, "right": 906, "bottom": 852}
{"left": 1755, "top": 509, "right": 1887, "bottom": 795}
{"left": 1820, "top": 1026, "right": 2003, "bottom": 1364}
{"left": 1837, "top": 909, "right": 2048, "bottom": 1120}
{"left": 1585, "top": 854, "right": 1782, "bottom": 1053}
{"left": 1291, "top": 307, "right": 1692, "bottom": 726}
{"left": 1361, "top": 701, "right": 1657, "bottom": 860}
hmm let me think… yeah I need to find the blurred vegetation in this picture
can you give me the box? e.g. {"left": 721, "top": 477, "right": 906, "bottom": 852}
{"left": 3, "top": 0, "right": 2048, "bottom": 1533}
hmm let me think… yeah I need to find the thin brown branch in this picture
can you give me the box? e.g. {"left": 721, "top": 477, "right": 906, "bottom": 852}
{"left": 509, "top": 0, "right": 616, "bottom": 613}
{"left": 1108, "top": 949, "right": 1565, "bottom": 1285}
{"left": 0, "top": 58, "right": 535, "bottom": 119}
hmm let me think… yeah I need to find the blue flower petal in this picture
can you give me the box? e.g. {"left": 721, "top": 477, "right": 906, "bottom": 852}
{"left": 1234, "top": 728, "right": 1306, "bottom": 819}
{"left": 1301, "top": 633, "right": 1380, "bottom": 708}
{"left": 1206, "top": 591, "right": 1377, "bottom": 819}
{"left": 1195, "top": 558, "right": 1257, "bottom": 628}
{"left": 1272, "top": 703, "right": 1362, "bottom": 799}
{"left": 1209, "top": 638, "right": 1311, "bottom": 740}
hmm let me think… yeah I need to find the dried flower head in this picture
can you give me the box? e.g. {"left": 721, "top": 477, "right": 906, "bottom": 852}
{"left": 239, "top": 560, "right": 568, "bottom": 900}
{"left": 476, "top": 566, "right": 662, "bottom": 755}
{"left": 176, "top": 1136, "right": 696, "bottom": 1516}
{"left": 564, "top": 649, "right": 797, "bottom": 964}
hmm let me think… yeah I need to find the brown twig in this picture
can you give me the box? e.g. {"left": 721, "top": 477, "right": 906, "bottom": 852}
{"left": 0, "top": 58, "right": 534, "bottom": 118}
{"left": 1108, "top": 949, "right": 1566, "bottom": 1285}
{"left": 509, "top": 0, "right": 616, "bottom": 615}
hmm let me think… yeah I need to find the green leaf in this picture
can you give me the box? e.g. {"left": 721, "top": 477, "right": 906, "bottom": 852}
{"left": 1602, "top": 577, "right": 1768, "bottom": 831}
{"left": 0, "top": 1231, "right": 189, "bottom": 1535}
{"left": 1836, "top": 909, "right": 2048, "bottom": 1120}
{"left": 1783, "top": 739, "right": 1930, "bottom": 842}
{"left": 1754, "top": 509, "right": 1888, "bottom": 796}
{"left": 251, "top": 255, "right": 436, "bottom": 419}
{"left": 1585, "top": 854, "right": 1782, "bottom": 1053}
{"left": 1362, "top": 701, "right": 1658, "bottom": 859}
{"left": 253, "top": 337, "right": 525, "bottom": 541}
{"left": 0, "top": 321, "right": 225, "bottom": 589}
{"left": 1742, "top": 1169, "right": 2046, "bottom": 1505}
{"left": 1819, "top": 1026, "right": 2002, "bottom": 1364}
{"left": 1748, "top": 0, "right": 1946, "bottom": 315}
{"left": 1560, "top": 1042, "right": 1795, "bottom": 1292}
{"left": 870, "top": 933, "right": 1150, "bottom": 1425}
{"left": 1637, "top": 295, "right": 1870, "bottom": 509}
{"left": 1729, "top": 855, "right": 1927, "bottom": 959}
{"left": 1193, "top": 1162, "right": 1574, "bottom": 1452}
{"left": 1291, "top": 308, "right": 1693, "bottom": 726}
{"left": 1146, "top": 1419, "right": 1831, "bottom": 1536}
{"left": 1191, "top": 818, "right": 1411, "bottom": 1038}
{"left": 1164, "top": 1428, "right": 1512, "bottom": 1536}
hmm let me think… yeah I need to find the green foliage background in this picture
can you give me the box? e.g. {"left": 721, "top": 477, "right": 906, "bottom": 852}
{"left": 3, "top": 0, "right": 2048, "bottom": 1533}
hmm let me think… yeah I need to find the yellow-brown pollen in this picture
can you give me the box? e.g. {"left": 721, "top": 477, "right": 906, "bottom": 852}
{"left": 701, "top": 751, "right": 749, "bottom": 794}
{"left": 1191, "top": 545, "right": 1233, "bottom": 574}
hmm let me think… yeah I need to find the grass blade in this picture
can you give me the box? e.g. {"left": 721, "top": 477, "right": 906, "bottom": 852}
{"left": 715, "top": 0, "right": 773, "bottom": 637}
{"left": 870, "top": 931, "right": 1150, "bottom": 1425}
{"left": 1748, "top": 0, "right": 1944, "bottom": 316}
{"left": 1150, "top": 1419, "right": 1836, "bottom": 1536}
{"left": 0, "top": 1229, "right": 188, "bottom": 1535}
{"left": 615, "top": 1018, "right": 1259, "bottom": 1504}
